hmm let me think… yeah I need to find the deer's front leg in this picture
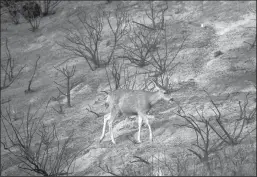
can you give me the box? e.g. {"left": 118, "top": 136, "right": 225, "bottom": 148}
{"left": 144, "top": 115, "right": 153, "bottom": 142}
{"left": 137, "top": 115, "right": 143, "bottom": 143}
{"left": 100, "top": 113, "right": 110, "bottom": 142}
{"left": 108, "top": 119, "right": 115, "bottom": 144}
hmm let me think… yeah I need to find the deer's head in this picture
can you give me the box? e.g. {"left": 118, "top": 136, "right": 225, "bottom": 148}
{"left": 151, "top": 78, "right": 174, "bottom": 103}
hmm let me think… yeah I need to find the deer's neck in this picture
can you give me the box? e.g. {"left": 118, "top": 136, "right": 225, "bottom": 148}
{"left": 149, "top": 91, "right": 161, "bottom": 106}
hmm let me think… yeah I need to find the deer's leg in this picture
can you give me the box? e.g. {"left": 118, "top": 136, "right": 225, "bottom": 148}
{"left": 108, "top": 119, "right": 115, "bottom": 144}
{"left": 143, "top": 115, "right": 153, "bottom": 142}
{"left": 137, "top": 115, "right": 143, "bottom": 143}
{"left": 100, "top": 113, "right": 110, "bottom": 142}
{"left": 108, "top": 110, "right": 117, "bottom": 144}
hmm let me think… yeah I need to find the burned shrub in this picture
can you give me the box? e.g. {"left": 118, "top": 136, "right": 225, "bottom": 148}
{"left": 21, "top": 1, "right": 41, "bottom": 20}
{"left": 1, "top": 0, "right": 21, "bottom": 24}
{"left": 20, "top": 1, "right": 42, "bottom": 31}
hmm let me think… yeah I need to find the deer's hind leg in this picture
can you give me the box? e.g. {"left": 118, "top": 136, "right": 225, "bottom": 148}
{"left": 100, "top": 113, "right": 110, "bottom": 142}
{"left": 143, "top": 115, "right": 153, "bottom": 142}
{"left": 138, "top": 113, "right": 153, "bottom": 143}
{"left": 108, "top": 108, "right": 119, "bottom": 144}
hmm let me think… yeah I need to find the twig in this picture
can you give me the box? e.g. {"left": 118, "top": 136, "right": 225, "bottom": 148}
{"left": 85, "top": 105, "right": 101, "bottom": 117}
{"left": 1, "top": 65, "right": 26, "bottom": 90}
{"left": 131, "top": 155, "right": 150, "bottom": 165}
{"left": 1, "top": 98, "right": 11, "bottom": 105}
{"left": 25, "top": 55, "right": 41, "bottom": 93}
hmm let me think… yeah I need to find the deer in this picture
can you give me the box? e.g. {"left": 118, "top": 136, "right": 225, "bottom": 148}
{"left": 99, "top": 78, "right": 174, "bottom": 144}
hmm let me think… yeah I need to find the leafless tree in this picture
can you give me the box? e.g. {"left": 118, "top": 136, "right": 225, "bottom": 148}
{"left": 51, "top": 92, "right": 65, "bottom": 115}
{"left": 121, "top": 25, "right": 161, "bottom": 67}
{"left": 105, "top": 2, "right": 130, "bottom": 64}
{"left": 145, "top": 1, "right": 168, "bottom": 30}
{"left": 39, "top": 0, "right": 61, "bottom": 16}
{"left": 1, "top": 101, "right": 84, "bottom": 176}
{"left": 26, "top": 14, "right": 41, "bottom": 32}
{"left": 121, "top": 65, "right": 139, "bottom": 90}
{"left": 104, "top": 60, "right": 123, "bottom": 91}
{"left": 104, "top": 59, "right": 141, "bottom": 91}
{"left": 2, "top": 38, "right": 15, "bottom": 82}
{"left": 25, "top": 55, "right": 41, "bottom": 93}
{"left": 174, "top": 103, "right": 224, "bottom": 174}
{"left": 204, "top": 91, "right": 256, "bottom": 145}
{"left": 148, "top": 25, "right": 188, "bottom": 78}
{"left": 54, "top": 65, "right": 77, "bottom": 107}
{"left": 57, "top": 9, "right": 104, "bottom": 71}
{"left": 1, "top": 38, "right": 25, "bottom": 90}
{"left": 19, "top": 1, "right": 42, "bottom": 32}
{"left": 173, "top": 90, "right": 256, "bottom": 174}
{"left": 150, "top": 76, "right": 185, "bottom": 95}
{"left": 58, "top": 3, "right": 130, "bottom": 71}
{"left": 112, "top": 61, "right": 122, "bottom": 90}
{"left": 104, "top": 65, "right": 113, "bottom": 91}
{"left": 85, "top": 105, "right": 103, "bottom": 118}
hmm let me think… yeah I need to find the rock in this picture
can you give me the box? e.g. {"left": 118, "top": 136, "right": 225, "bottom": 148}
{"left": 214, "top": 50, "right": 223, "bottom": 57}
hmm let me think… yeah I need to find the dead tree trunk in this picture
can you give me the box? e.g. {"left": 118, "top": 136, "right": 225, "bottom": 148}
{"left": 25, "top": 55, "right": 40, "bottom": 93}
{"left": 54, "top": 65, "right": 77, "bottom": 107}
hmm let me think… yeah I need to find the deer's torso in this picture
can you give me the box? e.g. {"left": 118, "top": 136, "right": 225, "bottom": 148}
{"left": 107, "top": 89, "right": 160, "bottom": 116}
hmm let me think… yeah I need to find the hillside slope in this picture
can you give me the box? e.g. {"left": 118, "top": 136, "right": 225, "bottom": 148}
{"left": 1, "top": 1, "right": 256, "bottom": 176}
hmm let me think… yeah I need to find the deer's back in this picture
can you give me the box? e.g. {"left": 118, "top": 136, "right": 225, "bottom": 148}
{"left": 108, "top": 89, "right": 153, "bottom": 115}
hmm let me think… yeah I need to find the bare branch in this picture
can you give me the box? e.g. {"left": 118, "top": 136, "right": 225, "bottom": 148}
{"left": 131, "top": 155, "right": 150, "bottom": 165}
{"left": 1, "top": 98, "right": 11, "bottom": 105}
{"left": 144, "top": 1, "right": 168, "bottom": 30}
{"left": 121, "top": 25, "right": 160, "bottom": 67}
{"left": 98, "top": 163, "right": 120, "bottom": 176}
{"left": 53, "top": 81, "right": 66, "bottom": 88}
{"left": 57, "top": 9, "right": 105, "bottom": 71}
{"left": 105, "top": 3, "right": 130, "bottom": 63}
{"left": 85, "top": 105, "right": 101, "bottom": 117}
{"left": 1, "top": 101, "right": 80, "bottom": 176}
{"left": 54, "top": 65, "right": 76, "bottom": 107}
{"left": 25, "top": 55, "right": 41, "bottom": 93}
{"left": 1, "top": 65, "right": 26, "bottom": 90}
{"left": 56, "top": 87, "right": 67, "bottom": 96}
{"left": 19, "top": 2, "right": 42, "bottom": 31}
{"left": 203, "top": 91, "right": 254, "bottom": 145}
{"left": 40, "top": 0, "right": 61, "bottom": 16}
